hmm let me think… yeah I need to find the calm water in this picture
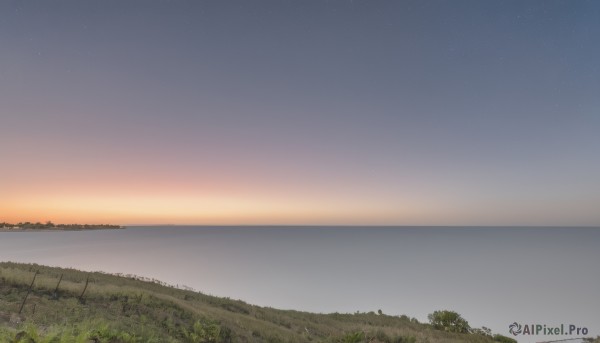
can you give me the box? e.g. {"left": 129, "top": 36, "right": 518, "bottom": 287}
{"left": 1, "top": 226, "right": 598, "bottom": 342}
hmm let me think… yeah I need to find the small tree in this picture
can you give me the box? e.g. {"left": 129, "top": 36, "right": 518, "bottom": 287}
{"left": 427, "top": 310, "right": 470, "bottom": 333}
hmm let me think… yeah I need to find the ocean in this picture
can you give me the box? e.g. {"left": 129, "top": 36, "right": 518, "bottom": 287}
{"left": 1, "top": 226, "right": 598, "bottom": 342}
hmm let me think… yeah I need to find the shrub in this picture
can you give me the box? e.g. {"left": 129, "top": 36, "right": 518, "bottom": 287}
{"left": 427, "top": 310, "right": 471, "bottom": 333}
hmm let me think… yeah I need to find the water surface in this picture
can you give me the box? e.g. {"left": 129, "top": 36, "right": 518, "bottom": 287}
{"left": 1, "top": 226, "right": 598, "bottom": 342}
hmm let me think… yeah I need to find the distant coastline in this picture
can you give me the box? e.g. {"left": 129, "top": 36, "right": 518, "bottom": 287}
{"left": 0, "top": 221, "right": 124, "bottom": 232}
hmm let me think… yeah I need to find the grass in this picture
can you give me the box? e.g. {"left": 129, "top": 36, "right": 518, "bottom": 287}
{"left": 0, "top": 262, "right": 508, "bottom": 342}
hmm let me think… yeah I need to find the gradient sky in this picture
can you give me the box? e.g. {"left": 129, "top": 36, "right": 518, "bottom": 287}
{"left": 2, "top": 1, "right": 600, "bottom": 225}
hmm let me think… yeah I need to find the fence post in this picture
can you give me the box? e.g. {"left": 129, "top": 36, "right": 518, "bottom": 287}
{"left": 53, "top": 274, "right": 63, "bottom": 299}
{"left": 79, "top": 275, "right": 90, "bottom": 302}
{"left": 18, "top": 270, "right": 39, "bottom": 314}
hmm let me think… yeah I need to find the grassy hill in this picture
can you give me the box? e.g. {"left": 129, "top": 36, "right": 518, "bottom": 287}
{"left": 0, "top": 262, "right": 507, "bottom": 343}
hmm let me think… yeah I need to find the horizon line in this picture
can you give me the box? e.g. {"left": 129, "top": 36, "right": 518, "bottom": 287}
{"left": 122, "top": 224, "right": 600, "bottom": 228}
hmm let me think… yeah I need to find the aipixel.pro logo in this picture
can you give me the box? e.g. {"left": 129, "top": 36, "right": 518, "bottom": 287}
{"left": 509, "top": 322, "right": 589, "bottom": 337}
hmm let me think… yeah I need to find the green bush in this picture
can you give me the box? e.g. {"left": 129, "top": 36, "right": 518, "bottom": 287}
{"left": 427, "top": 310, "right": 471, "bottom": 333}
{"left": 339, "top": 332, "right": 364, "bottom": 343}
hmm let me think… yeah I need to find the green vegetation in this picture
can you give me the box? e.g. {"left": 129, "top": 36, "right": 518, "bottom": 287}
{"left": 427, "top": 310, "right": 471, "bottom": 334}
{"left": 425, "top": 312, "right": 517, "bottom": 343}
{"left": 0, "top": 262, "right": 510, "bottom": 342}
{"left": 0, "top": 221, "right": 123, "bottom": 231}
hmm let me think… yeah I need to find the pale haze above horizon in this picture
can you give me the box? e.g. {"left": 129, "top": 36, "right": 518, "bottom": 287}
{"left": 2, "top": 1, "right": 599, "bottom": 226}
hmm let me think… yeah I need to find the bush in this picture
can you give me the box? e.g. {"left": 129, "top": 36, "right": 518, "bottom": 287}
{"left": 427, "top": 310, "right": 471, "bottom": 333}
{"left": 339, "top": 332, "right": 364, "bottom": 343}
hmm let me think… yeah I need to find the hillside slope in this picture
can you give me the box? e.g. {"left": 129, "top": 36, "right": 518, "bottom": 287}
{"left": 1, "top": 262, "right": 501, "bottom": 343}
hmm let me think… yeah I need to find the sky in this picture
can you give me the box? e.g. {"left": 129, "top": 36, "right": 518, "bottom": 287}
{"left": 2, "top": 0, "right": 600, "bottom": 226}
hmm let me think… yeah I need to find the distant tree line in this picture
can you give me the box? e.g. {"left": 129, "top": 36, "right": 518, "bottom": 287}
{"left": 1, "top": 221, "right": 123, "bottom": 230}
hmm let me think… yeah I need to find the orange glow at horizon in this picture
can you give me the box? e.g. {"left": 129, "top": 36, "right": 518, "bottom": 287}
{"left": 0, "top": 158, "right": 434, "bottom": 225}
{"left": 2, "top": 187, "right": 427, "bottom": 226}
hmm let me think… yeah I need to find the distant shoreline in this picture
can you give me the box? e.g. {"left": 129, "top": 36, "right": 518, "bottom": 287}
{"left": 0, "top": 223, "right": 125, "bottom": 232}
{"left": 0, "top": 227, "right": 126, "bottom": 232}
